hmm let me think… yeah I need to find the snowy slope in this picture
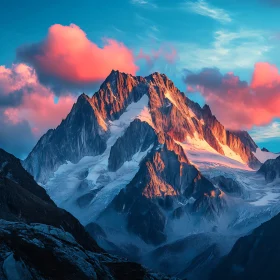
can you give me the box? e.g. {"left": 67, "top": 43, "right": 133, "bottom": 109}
{"left": 45, "top": 94, "right": 154, "bottom": 224}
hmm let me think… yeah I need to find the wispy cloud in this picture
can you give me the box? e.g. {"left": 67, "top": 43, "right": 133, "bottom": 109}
{"left": 250, "top": 122, "right": 280, "bottom": 142}
{"left": 184, "top": 0, "right": 232, "bottom": 23}
{"left": 134, "top": 14, "right": 161, "bottom": 41}
{"left": 131, "top": 0, "right": 148, "bottom": 4}
{"left": 177, "top": 28, "right": 271, "bottom": 70}
{"left": 131, "top": 0, "right": 157, "bottom": 8}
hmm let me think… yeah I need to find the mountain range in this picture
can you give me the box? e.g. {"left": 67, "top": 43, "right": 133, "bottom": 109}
{"left": 1, "top": 70, "right": 280, "bottom": 279}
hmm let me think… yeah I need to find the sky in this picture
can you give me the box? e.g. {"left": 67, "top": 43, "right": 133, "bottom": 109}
{"left": 0, "top": 0, "right": 280, "bottom": 159}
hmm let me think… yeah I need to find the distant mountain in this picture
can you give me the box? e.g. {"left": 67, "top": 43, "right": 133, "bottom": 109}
{"left": 210, "top": 210, "right": 280, "bottom": 280}
{"left": 258, "top": 156, "right": 280, "bottom": 183}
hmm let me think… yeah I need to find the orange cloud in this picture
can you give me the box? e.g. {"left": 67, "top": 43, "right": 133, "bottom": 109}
{"left": 17, "top": 24, "right": 138, "bottom": 89}
{"left": 185, "top": 62, "right": 280, "bottom": 130}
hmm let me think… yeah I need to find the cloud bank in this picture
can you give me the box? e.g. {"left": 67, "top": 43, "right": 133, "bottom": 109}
{"left": 0, "top": 63, "right": 75, "bottom": 158}
{"left": 184, "top": 62, "right": 280, "bottom": 130}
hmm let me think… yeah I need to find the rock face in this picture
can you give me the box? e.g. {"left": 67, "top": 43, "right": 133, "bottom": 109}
{"left": 0, "top": 220, "right": 175, "bottom": 280}
{"left": 258, "top": 156, "right": 280, "bottom": 182}
{"left": 210, "top": 211, "right": 280, "bottom": 280}
{"left": 108, "top": 119, "right": 156, "bottom": 172}
{"left": 212, "top": 176, "right": 243, "bottom": 197}
{"left": 225, "top": 131, "right": 260, "bottom": 169}
{"left": 231, "top": 131, "right": 258, "bottom": 152}
{"left": 24, "top": 70, "right": 260, "bottom": 183}
{"left": 23, "top": 94, "right": 108, "bottom": 184}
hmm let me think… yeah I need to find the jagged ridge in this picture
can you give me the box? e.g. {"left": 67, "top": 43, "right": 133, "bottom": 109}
{"left": 24, "top": 70, "right": 260, "bottom": 184}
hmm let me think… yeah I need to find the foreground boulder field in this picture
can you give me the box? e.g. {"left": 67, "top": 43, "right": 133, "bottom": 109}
{"left": 1, "top": 70, "right": 280, "bottom": 279}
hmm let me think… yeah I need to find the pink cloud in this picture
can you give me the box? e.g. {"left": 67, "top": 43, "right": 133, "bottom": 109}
{"left": 185, "top": 63, "right": 280, "bottom": 130}
{"left": 0, "top": 63, "right": 75, "bottom": 137}
{"left": 17, "top": 24, "right": 138, "bottom": 87}
{"left": 4, "top": 93, "right": 75, "bottom": 136}
{"left": 136, "top": 45, "right": 177, "bottom": 67}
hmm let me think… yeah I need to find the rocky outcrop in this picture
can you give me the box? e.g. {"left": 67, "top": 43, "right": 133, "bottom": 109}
{"left": 258, "top": 156, "right": 280, "bottom": 182}
{"left": 226, "top": 131, "right": 260, "bottom": 169}
{"left": 210, "top": 210, "right": 280, "bottom": 280}
{"left": 0, "top": 148, "right": 52, "bottom": 204}
{"left": 0, "top": 220, "right": 175, "bottom": 280}
{"left": 192, "top": 189, "right": 227, "bottom": 218}
{"left": 108, "top": 119, "right": 156, "bottom": 171}
{"left": 230, "top": 131, "right": 258, "bottom": 152}
{"left": 212, "top": 176, "right": 243, "bottom": 197}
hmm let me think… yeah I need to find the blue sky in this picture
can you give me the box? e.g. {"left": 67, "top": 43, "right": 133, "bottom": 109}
{"left": 0, "top": 0, "right": 280, "bottom": 155}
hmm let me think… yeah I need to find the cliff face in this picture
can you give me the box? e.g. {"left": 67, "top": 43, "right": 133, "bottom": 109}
{"left": 23, "top": 94, "right": 108, "bottom": 184}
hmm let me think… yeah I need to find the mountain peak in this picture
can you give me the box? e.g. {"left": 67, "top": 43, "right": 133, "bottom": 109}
{"left": 202, "top": 104, "right": 212, "bottom": 116}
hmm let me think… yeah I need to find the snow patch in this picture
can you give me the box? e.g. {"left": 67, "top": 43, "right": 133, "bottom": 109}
{"left": 176, "top": 134, "right": 251, "bottom": 171}
{"left": 219, "top": 142, "right": 245, "bottom": 164}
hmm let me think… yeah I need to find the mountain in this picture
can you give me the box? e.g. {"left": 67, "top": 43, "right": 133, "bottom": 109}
{"left": 210, "top": 210, "right": 280, "bottom": 280}
{"left": 0, "top": 148, "right": 174, "bottom": 280}
{"left": 0, "top": 148, "right": 100, "bottom": 252}
{"left": 24, "top": 71, "right": 260, "bottom": 184}
{"left": 22, "top": 70, "right": 280, "bottom": 279}
{"left": 258, "top": 156, "right": 280, "bottom": 183}
{"left": 0, "top": 148, "right": 53, "bottom": 204}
